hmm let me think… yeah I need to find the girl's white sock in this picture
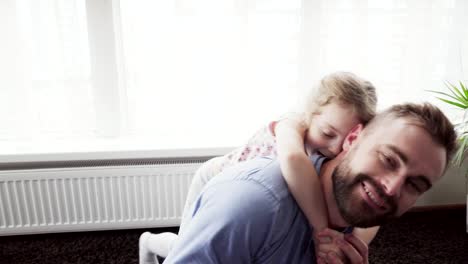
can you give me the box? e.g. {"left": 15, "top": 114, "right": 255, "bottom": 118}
{"left": 141, "top": 232, "right": 178, "bottom": 259}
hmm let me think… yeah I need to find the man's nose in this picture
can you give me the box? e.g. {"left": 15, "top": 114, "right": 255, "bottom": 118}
{"left": 380, "top": 173, "right": 405, "bottom": 197}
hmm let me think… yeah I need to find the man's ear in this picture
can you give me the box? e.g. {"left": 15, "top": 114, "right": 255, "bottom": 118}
{"left": 342, "top": 124, "right": 363, "bottom": 151}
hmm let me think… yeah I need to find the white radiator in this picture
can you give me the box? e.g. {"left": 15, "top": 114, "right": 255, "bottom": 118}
{"left": 0, "top": 159, "right": 203, "bottom": 236}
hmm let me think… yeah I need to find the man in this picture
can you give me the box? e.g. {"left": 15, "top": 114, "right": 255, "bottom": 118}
{"left": 164, "top": 103, "right": 457, "bottom": 264}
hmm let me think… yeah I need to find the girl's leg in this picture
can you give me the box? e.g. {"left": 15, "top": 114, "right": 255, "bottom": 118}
{"left": 138, "top": 156, "right": 224, "bottom": 264}
{"left": 178, "top": 156, "right": 224, "bottom": 236}
{"left": 139, "top": 231, "right": 177, "bottom": 264}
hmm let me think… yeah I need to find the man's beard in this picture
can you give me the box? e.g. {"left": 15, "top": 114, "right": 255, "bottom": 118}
{"left": 332, "top": 159, "right": 398, "bottom": 228}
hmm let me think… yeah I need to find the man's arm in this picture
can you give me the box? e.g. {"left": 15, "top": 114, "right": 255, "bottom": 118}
{"left": 164, "top": 179, "right": 278, "bottom": 264}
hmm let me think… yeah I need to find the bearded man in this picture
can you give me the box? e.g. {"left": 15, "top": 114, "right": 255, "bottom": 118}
{"left": 164, "top": 103, "right": 457, "bottom": 264}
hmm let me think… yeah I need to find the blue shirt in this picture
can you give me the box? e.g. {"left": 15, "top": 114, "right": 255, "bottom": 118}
{"left": 165, "top": 155, "right": 328, "bottom": 264}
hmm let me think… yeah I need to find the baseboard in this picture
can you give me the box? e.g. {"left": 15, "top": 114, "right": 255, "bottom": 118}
{"left": 409, "top": 203, "right": 466, "bottom": 212}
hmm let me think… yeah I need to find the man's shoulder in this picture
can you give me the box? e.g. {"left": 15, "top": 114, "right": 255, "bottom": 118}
{"left": 207, "top": 157, "right": 292, "bottom": 203}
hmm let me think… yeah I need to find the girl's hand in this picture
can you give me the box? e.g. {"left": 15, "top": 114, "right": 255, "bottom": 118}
{"left": 314, "top": 228, "right": 345, "bottom": 263}
{"left": 315, "top": 228, "right": 369, "bottom": 264}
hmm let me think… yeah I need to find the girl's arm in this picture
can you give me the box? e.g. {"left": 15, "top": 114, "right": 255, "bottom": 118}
{"left": 274, "top": 117, "right": 329, "bottom": 233}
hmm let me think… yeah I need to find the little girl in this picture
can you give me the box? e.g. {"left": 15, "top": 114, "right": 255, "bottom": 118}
{"left": 140, "top": 72, "right": 379, "bottom": 264}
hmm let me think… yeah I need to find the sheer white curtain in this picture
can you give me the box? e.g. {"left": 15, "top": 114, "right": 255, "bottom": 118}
{"left": 1, "top": 0, "right": 94, "bottom": 155}
{"left": 1, "top": 0, "right": 467, "bottom": 158}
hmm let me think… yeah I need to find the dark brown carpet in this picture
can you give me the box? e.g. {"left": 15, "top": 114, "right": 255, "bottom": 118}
{"left": 0, "top": 207, "right": 467, "bottom": 263}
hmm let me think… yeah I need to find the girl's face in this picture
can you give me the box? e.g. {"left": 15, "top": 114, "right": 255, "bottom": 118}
{"left": 305, "top": 103, "right": 361, "bottom": 158}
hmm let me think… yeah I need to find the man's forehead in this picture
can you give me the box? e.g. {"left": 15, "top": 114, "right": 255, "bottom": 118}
{"left": 363, "top": 117, "right": 419, "bottom": 139}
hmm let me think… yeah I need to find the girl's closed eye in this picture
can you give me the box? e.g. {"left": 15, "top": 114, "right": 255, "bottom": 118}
{"left": 321, "top": 129, "right": 335, "bottom": 138}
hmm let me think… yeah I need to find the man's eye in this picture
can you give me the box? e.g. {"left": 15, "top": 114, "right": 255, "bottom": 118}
{"left": 407, "top": 181, "right": 422, "bottom": 193}
{"left": 381, "top": 154, "right": 396, "bottom": 169}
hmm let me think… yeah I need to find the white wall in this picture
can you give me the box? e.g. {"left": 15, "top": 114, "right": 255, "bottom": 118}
{"left": 416, "top": 160, "right": 467, "bottom": 206}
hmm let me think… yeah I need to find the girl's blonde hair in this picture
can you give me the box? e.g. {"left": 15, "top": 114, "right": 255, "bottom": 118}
{"left": 304, "top": 72, "right": 377, "bottom": 125}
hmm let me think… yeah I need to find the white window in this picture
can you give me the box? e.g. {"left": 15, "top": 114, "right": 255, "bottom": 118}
{"left": 1, "top": 0, "right": 467, "bottom": 160}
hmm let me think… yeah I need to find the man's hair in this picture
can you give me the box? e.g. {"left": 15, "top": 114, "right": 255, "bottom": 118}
{"left": 366, "top": 102, "right": 457, "bottom": 167}
{"left": 304, "top": 71, "right": 378, "bottom": 125}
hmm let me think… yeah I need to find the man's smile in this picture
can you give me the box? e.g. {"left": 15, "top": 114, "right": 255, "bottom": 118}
{"left": 360, "top": 181, "right": 388, "bottom": 212}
